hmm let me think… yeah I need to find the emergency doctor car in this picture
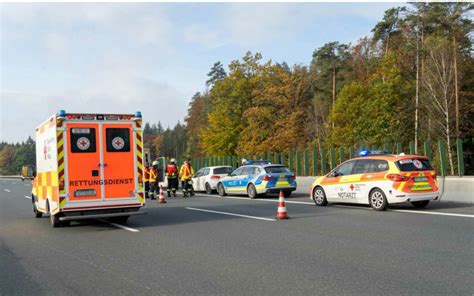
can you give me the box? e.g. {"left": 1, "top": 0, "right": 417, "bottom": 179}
{"left": 310, "top": 151, "right": 439, "bottom": 211}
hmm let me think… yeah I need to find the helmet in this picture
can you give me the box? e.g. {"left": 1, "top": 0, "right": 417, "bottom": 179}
{"left": 241, "top": 158, "right": 247, "bottom": 165}
{"left": 152, "top": 160, "right": 159, "bottom": 166}
{"left": 170, "top": 158, "right": 176, "bottom": 163}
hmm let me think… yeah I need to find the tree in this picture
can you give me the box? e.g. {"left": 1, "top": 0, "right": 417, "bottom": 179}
{"left": 206, "top": 61, "right": 227, "bottom": 87}
{"left": 372, "top": 7, "right": 406, "bottom": 56}
{"left": 422, "top": 36, "right": 457, "bottom": 175}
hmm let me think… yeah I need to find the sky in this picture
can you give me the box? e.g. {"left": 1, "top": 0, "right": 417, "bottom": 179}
{"left": 0, "top": 2, "right": 398, "bottom": 143}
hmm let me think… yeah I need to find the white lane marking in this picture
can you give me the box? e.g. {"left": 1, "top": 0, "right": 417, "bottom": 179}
{"left": 195, "top": 193, "right": 314, "bottom": 205}
{"left": 24, "top": 184, "right": 30, "bottom": 187}
{"left": 24, "top": 195, "right": 32, "bottom": 199}
{"left": 98, "top": 219, "right": 140, "bottom": 233}
{"left": 186, "top": 207, "right": 276, "bottom": 221}
{"left": 3, "top": 189, "right": 11, "bottom": 192}
{"left": 392, "top": 209, "right": 474, "bottom": 218}
{"left": 195, "top": 193, "right": 473, "bottom": 218}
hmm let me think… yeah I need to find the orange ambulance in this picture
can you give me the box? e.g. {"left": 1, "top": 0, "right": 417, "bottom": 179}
{"left": 32, "top": 110, "right": 146, "bottom": 227}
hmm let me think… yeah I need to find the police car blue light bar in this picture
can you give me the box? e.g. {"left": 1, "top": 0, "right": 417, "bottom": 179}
{"left": 359, "top": 150, "right": 389, "bottom": 157}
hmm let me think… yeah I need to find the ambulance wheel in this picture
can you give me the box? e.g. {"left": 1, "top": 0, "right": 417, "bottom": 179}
{"left": 61, "top": 221, "right": 71, "bottom": 227}
{"left": 218, "top": 183, "right": 227, "bottom": 196}
{"left": 411, "top": 200, "right": 430, "bottom": 208}
{"left": 205, "top": 183, "right": 213, "bottom": 195}
{"left": 32, "top": 195, "right": 42, "bottom": 218}
{"left": 247, "top": 184, "right": 257, "bottom": 199}
{"left": 312, "top": 186, "right": 328, "bottom": 206}
{"left": 369, "top": 188, "right": 388, "bottom": 211}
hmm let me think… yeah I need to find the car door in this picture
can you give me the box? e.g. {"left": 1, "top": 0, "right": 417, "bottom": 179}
{"left": 192, "top": 169, "right": 204, "bottom": 191}
{"left": 239, "top": 166, "right": 255, "bottom": 193}
{"left": 325, "top": 160, "right": 356, "bottom": 201}
{"left": 223, "top": 167, "right": 243, "bottom": 194}
{"left": 351, "top": 159, "right": 389, "bottom": 204}
{"left": 201, "top": 168, "right": 210, "bottom": 191}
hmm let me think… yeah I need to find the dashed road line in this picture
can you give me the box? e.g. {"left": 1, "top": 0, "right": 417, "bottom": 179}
{"left": 186, "top": 207, "right": 276, "bottom": 221}
{"left": 98, "top": 219, "right": 140, "bottom": 233}
{"left": 3, "top": 189, "right": 11, "bottom": 192}
{"left": 24, "top": 195, "right": 32, "bottom": 199}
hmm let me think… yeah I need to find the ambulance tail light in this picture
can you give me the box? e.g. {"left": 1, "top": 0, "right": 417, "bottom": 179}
{"left": 386, "top": 174, "right": 410, "bottom": 182}
{"left": 210, "top": 175, "right": 220, "bottom": 180}
{"left": 59, "top": 177, "right": 65, "bottom": 191}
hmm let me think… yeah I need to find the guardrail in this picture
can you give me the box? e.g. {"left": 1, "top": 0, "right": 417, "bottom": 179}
{"left": 190, "top": 138, "right": 472, "bottom": 177}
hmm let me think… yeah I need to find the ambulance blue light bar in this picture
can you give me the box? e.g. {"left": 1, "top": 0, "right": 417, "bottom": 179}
{"left": 359, "top": 150, "right": 389, "bottom": 157}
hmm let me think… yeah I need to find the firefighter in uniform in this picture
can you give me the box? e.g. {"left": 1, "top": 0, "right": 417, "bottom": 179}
{"left": 179, "top": 159, "right": 195, "bottom": 197}
{"left": 165, "top": 158, "right": 179, "bottom": 197}
{"left": 144, "top": 162, "right": 150, "bottom": 199}
{"left": 149, "top": 161, "right": 158, "bottom": 200}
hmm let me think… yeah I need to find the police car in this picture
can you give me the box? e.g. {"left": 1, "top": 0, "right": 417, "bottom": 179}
{"left": 310, "top": 150, "right": 439, "bottom": 211}
{"left": 217, "top": 160, "right": 297, "bottom": 198}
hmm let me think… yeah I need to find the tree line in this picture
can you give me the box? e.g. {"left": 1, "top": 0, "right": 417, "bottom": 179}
{"left": 183, "top": 3, "right": 473, "bottom": 174}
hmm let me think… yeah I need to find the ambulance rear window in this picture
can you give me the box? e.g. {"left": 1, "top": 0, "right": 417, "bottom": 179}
{"left": 70, "top": 128, "right": 96, "bottom": 153}
{"left": 106, "top": 128, "right": 131, "bottom": 152}
{"left": 396, "top": 158, "right": 433, "bottom": 171}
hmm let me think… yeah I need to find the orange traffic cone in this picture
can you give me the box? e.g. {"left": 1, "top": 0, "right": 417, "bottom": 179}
{"left": 158, "top": 185, "right": 167, "bottom": 204}
{"left": 276, "top": 190, "right": 289, "bottom": 219}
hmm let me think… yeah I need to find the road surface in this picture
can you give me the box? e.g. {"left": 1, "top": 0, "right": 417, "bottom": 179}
{"left": 1, "top": 178, "right": 473, "bottom": 295}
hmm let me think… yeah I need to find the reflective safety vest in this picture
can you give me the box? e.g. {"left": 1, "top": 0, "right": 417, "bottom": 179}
{"left": 150, "top": 168, "right": 157, "bottom": 183}
{"left": 165, "top": 164, "right": 178, "bottom": 178}
{"left": 179, "top": 164, "right": 194, "bottom": 181}
{"left": 144, "top": 167, "right": 150, "bottom": 182}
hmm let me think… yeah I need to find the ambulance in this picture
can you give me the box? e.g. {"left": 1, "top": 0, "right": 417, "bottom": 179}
{"left": 310, "top": 150, "right": 439, "bottom": 211}
{"left": 32, "top": 110, "right": 146, "bottom": 227}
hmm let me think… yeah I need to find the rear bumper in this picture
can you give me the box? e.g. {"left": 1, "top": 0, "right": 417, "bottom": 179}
{"left": 388, "top": 191, "right": 439, "bottom": 204}
{"left": 264, "top": 186, "right": 297, "bottom": 194}
{"left": 59, "top": 207, "right": 144, "bottom": 221}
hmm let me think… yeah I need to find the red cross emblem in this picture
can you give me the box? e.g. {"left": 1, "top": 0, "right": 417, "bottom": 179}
{"left": 349, "top": 184, "right": 355, "bottom": 191}
{"left": 77, "top": 137, "right": 90, "bottom": 150}
{"left": 112, "top": 137, "right": 125, "bottom": 150}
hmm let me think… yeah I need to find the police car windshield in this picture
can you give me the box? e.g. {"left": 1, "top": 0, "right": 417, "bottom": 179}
{"left": 264, "top": 166, "right": 290, "bottom": 174}
{"left": 396, "top": 158, "right": 433, "bottom": 171}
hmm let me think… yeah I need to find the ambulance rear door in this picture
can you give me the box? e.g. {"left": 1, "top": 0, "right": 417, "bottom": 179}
{"left": 102, "top": 123, "right": 137, "bottom": 199}
{"left": 66, "top": 123, "right": 102, "bottom": 201}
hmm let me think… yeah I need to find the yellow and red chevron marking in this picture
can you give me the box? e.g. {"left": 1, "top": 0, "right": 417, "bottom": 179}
{"left": 57, "top": 118, "right": 66, "bottom": 207}
{"left": 135, "top": 122, "right": 144, "bottom": 203}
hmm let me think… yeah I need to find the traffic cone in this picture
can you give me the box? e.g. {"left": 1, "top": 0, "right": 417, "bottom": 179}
{"left": 276, "top": 190, "right": 289, "bottom": 219}
{"left": 158, "top": 185, "right": 167, "bottom": 204}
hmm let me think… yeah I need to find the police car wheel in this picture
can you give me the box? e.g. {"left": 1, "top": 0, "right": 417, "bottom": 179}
{"left": 369, "top": 189, "right": 388, "bottom": 211}
{"left": 411, "top": 200, "right": 430, "bottom": 208}
{"left": 205, "top": 183, "right": 213, "bottom": 195}
{"left": 313, "top": 187, "right": 328, "bottom": 206}
{"left": 218, "top": 183, "right": 227, "bottom": 196}
{"left": 247, "top": 184, "right": 257, "bottom": 199}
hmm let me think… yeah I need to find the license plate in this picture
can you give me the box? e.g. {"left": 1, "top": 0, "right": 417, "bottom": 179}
{"left": 74, "top": 189, "right": 96, "bottom": 197}
{"left": 414, "top": 177, "right": 427, "bottom": 182}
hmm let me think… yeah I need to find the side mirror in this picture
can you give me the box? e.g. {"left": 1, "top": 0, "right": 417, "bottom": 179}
{"left": 328, "top": 171, "right": 337, "bottom": 178}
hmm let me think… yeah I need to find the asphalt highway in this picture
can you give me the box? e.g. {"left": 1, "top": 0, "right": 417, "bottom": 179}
{"left": 1, "top": 178, "right": 473, "bottom": 295}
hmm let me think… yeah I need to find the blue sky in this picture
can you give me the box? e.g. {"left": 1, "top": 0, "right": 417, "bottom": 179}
{"left": 1, "top": 2, "right": 397, "bottom": 142}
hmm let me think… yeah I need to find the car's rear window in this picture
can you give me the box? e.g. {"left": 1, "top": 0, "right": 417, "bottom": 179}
{"left": 213, "top": 167, "right": 233, "bottom": 174}
{"left": 265, "top": 166, "right": 290, "bottom": 173}
{"left": 396, "top": 158, "right": 433, "bottom": 171}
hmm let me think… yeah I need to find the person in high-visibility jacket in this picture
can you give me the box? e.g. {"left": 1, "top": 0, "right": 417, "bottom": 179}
{"left": 165, "top": 158, "right": 179, "bottom": 197}
{"left": 179, "top": 159, "right": 195, "bottom": 197}
{"left": 144, "top": 163, "right": 150, "bottom": 199}
{"left": 149, "top": 161, "right": 158, "bottom": 200}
